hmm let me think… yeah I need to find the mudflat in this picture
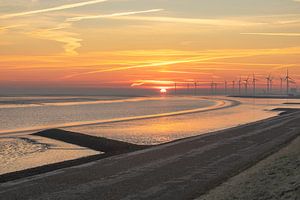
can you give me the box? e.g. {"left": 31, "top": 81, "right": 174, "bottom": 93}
{"left": 1, "top": 110, "right": 300, "bottom": 200}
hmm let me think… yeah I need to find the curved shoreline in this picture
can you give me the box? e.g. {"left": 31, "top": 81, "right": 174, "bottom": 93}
{"left": 0, "top": 96, "right": 156, "bottom": 109}
{"left": 0, "top": 98, "right": 239, "bottom": 137}
{"left": 1, "top": 109, "right": 299, "bottom": 199}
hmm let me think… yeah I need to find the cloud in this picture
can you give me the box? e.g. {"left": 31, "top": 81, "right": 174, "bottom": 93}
{"left": 158, "top": 70, "right": 209, "bottom": 75}
{"left": 0, "top": 0, "right": 108, "bottom": 19}
{"left": 67, "top": 9, "right": 164, "bottom": 22}
{"left": 131, "top": 80, "right": 174, "bottom": 87}
{"left": 30, "top": 28, "right": 82, "bottom": 55}
{"left": 131, "top": 82, "right": 145, "bottom": 87}
{"left": 241, "top": 32, "right": 300, "bottom": 37}
{"left": 33, "top": 9, "right": 164, "bottom": 55}
{"left": 60, "top": 47, "right": 300, "bottom": 79}
{"left": 61, "top": 55, "right": 252, "bottom": 79}
{"left": 106, "top": 16, "right": 265, "bottom": 27}
{"left": 0, "top": 25, "right": 25, "bottom": 32}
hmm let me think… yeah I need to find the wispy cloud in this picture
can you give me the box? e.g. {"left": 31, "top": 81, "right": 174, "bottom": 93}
{"left": 131, "top": 80, "right": 174, "bottom": 87}
{"left": 26, "top": 9, "right": 163, "bottom": 55}
{"left": 158, "top": 70, "right": 209, "bottom": 75}
{"left": 0, "top": 25, "right": 25, "bottom": 32}
{"left": 61, "top": 55, "right": 256, "bottom": 79}
{"left": 0, "top": 0, "right": 108, "bottom": 19}
{"left": 131, "top": 82, "right": 145, "bottom": 87}
{"left": 107, "top": 16, "right": 265, "bottom": 27}
{"left": 60, "top": 47, "right": 300, "bottom": 79}
{"left": 67, "top": 9, "right": 164, "bottom": 22}
{"left": 241, "top": 32, "right": 300, "bottom": 37}
{"left": 30, "top": 29, "right": 82, "bottom": 55}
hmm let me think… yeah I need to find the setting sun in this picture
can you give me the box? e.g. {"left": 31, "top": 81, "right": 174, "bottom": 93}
{"left": 160, "top": 88, "right": 167, "bottom": 94}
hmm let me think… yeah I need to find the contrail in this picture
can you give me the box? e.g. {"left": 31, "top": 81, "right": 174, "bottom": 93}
{"left": 61, "top": 55, "right": 253, "bottom": 80}
{"left": 67, "top": 9, "right": 164, "bottom": 22}
{"left": 0, "top": 0, "right": 108, "bottom": 19}
{"left": 241, "top": 32, "right": 300, "bottom": 37}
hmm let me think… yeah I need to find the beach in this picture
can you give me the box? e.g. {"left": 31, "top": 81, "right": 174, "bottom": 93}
{"left": 0, "top": 96, "right": 223, "bottom": 175}
{"left": 1, "top": 96, "right": 295, "bottom": 176}
{"left": 1, "top": 107, "right": 299, "bottom": 199}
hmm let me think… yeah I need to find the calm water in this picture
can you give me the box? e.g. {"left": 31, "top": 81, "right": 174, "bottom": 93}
{"left": 1, "top": 96, "right": 300, "bottom": 144}
{"left": 68, "top": 97, "right": 300, "bottom": 144}
{"left": 0, "top": 96, "right": 216, "bottom": 135}
{"left": 2, "top": 95, "right": 300, "bottom": 174}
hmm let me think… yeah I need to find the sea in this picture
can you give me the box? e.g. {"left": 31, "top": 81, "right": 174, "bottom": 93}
{"left": 1, "top": 95, "right": 300, "bottom": 144}
{"left": 1, "top": 95, "right": 300, "bottom": 174}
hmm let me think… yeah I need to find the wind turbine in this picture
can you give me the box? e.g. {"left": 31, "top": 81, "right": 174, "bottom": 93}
{"left": 224, "top": 80, "right": 228, "bottom": 95}
{"left": 174, "top": 82, "right": 177, "bottom": 95}
{"left": 210, "top": 80, "right": 217, "bottom": 95}
{"left": 285, "top": 68, "right": 295, "bottom": 96}
{"left": 210, "top": 81, "right": 214, "bottom": 95}
{"left": 244, "top": 76, "right": 250, "bottom": 95}
{"left": 187, "top": 82, "right": 190, "bottom": 94}
{"left": 214, "top": 82, "right": 218, "bottom": 95}
{"left": 252, "top": 74, "right": 258, "bottom": 96}
{"left": 238, "top": 77, "right": 242, "bottom": 96}
{"left": 280, "top": 77, "right": 284, "bottom": 95}
{"left": 232, "top": 80, "right": 236, "bottom": 95}
{"left": 194, "top": 82, "right": 197, "bottom": 95}
{"left": 265, "top": 74, "right": 271, "bottom": 94}
{"left": 269, "top": 76, "right": 274, "bottom": 93}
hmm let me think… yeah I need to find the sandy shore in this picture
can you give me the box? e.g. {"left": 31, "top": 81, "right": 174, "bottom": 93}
{"left": 0, "top": 135, "right": 99, "bottom": 175}
{"left": 0, "top": 130, "right": 149, "bottom": 182}
{"left": 231, "top": 95, "right": 300, "bottom": 99}
{"left": 197, "top": 137, "right": 300, "bottom": 200}
{"left": 0, "top": 109, "right": 300, "bottom": 199}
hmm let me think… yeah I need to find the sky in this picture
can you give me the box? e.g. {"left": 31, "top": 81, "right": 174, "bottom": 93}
{"left": 0, "top": 0, "right": 300, "bottom": 93}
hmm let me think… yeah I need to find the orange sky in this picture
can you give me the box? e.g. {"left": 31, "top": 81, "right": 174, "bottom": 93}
{"left": 1, "top": 0, "right": 300, "bottom": 91}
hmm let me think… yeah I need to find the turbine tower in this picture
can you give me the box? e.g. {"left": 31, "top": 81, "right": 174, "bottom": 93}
{"left": 269, "top": 76, "right": 274, "bottom": 93}
{"left": 224, "top": 80, "right": 228, "bottom": 95}
{"left": 174, "top": 82, "right": 177, "bottom": 95}
{"left": 214, "top": 82, "right": 218, "bottom": 95}
{"left": 252, "top": 74, "right": 258, "bottom": 96}
{"left": 244, "top": 76, "right": 250, "bottom": 95}
{"left": 210, "top": 81, "right": 215, "bottom": 95}
{"left": 187, "top": 82, "right": 190, "bottom": 94}
{"left": 280, "top": 77, "right": 284, "bottom": 95}
{"left": 232, "top": 80, "right": 236, "bottom": 95}
{"left": 238, "top": 77, "right": 242, "bottom": 96}
{"left": 265, "top": 74, "right": 271, "bottom": 94}
{"left": 210, "top": 81, "right": 217, "bottom": 95}
{"left": 285, "top": 68, "right": 295, "bottom": 96}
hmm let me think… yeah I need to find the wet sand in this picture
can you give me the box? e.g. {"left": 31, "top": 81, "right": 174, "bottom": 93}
{"left": 33, "top": 129, "right": 150, "bottom": 153}
{"left": 0, "top": 130, "right": 149, "bottom": 183}
{"left": 1, "top": 109, "right": 300, "bottom": 199}
{"left": 0, "top": 136, "right": 99, "bottom": 176}
{"left": 231, "top": 95, "right": 300, "bottom": 99}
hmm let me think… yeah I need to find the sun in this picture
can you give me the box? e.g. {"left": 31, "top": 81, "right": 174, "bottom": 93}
{"left": 160, "top": 88, "right": 167, "bottom": 94}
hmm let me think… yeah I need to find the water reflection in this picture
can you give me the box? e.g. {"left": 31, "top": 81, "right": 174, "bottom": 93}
{"left": 0, "top": 96, "right": 215, "bottom": 135}
{"left": 68, "top": 97, "right": 300, "bottom": 145}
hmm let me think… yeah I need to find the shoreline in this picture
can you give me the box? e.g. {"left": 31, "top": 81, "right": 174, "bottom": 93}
{"left": 0, "top": 130, "right": 150, "bottom": 183}
{"left": 0, "top": 107, "right": 290, "bottom": 183}
{"left": 230, "top": 95, "right": 300, "bottom": 99}
{"left": 0, "top": 97, "right": 238, "bottom": 137}
{"left": 1, "top": 109, "right": 300, "bottom": 199}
